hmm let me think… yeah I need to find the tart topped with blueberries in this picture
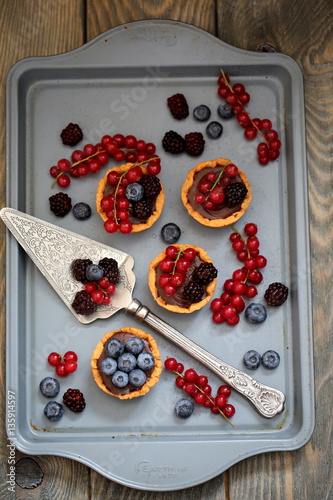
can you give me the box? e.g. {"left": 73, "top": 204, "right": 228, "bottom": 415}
{"left": 96, "top": 160, "right": 165, "bottom": 234}
{"left": 181, "top": 158, "right": 251, "bottom": 227}
{"left": 148, "top": 244, "right": 218, "bottom": 313}
{"left": 91, "top": 327, "right": 162, "bottom": 400}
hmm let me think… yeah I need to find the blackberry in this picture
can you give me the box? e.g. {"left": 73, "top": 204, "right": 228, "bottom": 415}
{"left": 72, "top": 259, "right": 93, "bottom": 283}
{"left": 71, "top": 290, "right": 97, "bottom": 315}
{"left": 49, "top": 192, "right": 72, "bottom": 217}
{"left": 162, "top": 130, "right": 186, "bottom": 154}
{"left": 167, "top": 93, "right": 189, "bottom": 120}
{"left": 185, "top": 132, "right": 205, "bottom": 157}
{"left": 264, "top": 282, "right": 289, "bottom": 307}
{"left": 183, "top": 281, "right": 204, "bottom": 303}
{"left": 98, "top": 257, "right": 120, "bottom": 285}
{"left": 225, "top": 182, "right": 248, "bottom": 207}
{"left": 193, "top": 262, "right": 218, "bottom": 285}
{"left": 63, "top": 388, "right": 86, "bottom": 413}
{"left": 133, "top": 199, "right": 153, "bottom": 220}
{"left": 140, "top": 174, "right": 162, "bottom": 199}
{"left": 60, "top": 123, "right": 83, "bottom": 146}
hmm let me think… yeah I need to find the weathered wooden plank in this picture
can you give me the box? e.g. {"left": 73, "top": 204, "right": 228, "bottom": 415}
{"left": 216, "top": 1, "right": 333, "bottom": 499}
{"left": 0, "top": 1, "right": 89, "bottom": 499}
{"left": 86, "top": 0, "right": 217, "bottom": 40}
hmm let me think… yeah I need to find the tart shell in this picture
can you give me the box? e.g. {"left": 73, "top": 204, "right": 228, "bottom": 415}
{"left": 96, "top": 163, "right": 165, "bottom": 233}
{"left": 91, "top": 327, "right": 162, "bottom": 400}
{"left": 181, "top": 158, "right": 251, "bottom": 227}
{"left": 148, "top": 244, "right": 217, "bottom": 313}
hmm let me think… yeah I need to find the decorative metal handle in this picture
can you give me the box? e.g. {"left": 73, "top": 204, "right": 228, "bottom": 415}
{"left": 126, "top": 298, "right": 285, "bottom": 418}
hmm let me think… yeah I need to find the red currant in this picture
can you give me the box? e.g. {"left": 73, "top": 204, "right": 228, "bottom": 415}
{"left": 217, "top": 385, "right": 231, "bottom": 398}
{"left": 48, "top": 352, "right": 61, "bottom": 366}
{"left": 164, "top": 358, "right": 178, "bottom": 371}
{"left": 223, "top": 404, "right": 235, "bottom": 418}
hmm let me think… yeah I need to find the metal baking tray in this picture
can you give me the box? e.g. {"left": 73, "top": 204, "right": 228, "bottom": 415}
{"left": 5, "top": 20, "right": 314, "bottom": 491}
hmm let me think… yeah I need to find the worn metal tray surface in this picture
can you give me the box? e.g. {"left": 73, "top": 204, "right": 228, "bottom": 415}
{"left": 5, "top": 20, "right": 314, "bottom": 491}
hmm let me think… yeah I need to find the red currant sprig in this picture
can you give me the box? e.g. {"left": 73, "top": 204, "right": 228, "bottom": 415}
{"left": 164, "top": 357, "right": 236, "bottom": 425}
{"left": 217, "top": 69, "right": 281, "bottom": 165}
{"left": 84, "top": 279, "right": 116, "bottom": 305}
{"left": 50, "top": 134, "right": 159, "bottom": 189}
{"left": 194, "top": 162, "right": 239, "bottom": 210}
{"left": 47, "top": 350, "right": 78, "bottom": 377}
{"left": 102, "top": 156, "right": 161, "bottom": 235}
{"left": 210, "top": 222, "right": 267, "bottom": 326}
{"left": 158, "top": 246, "right": 197, "bottom": 296}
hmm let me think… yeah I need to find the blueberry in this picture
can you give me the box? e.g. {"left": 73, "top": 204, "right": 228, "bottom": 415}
{"left": 39, "top": 377, "right": 60, "bottom": 398}
{"left": 217, "top": 103, "right": 234, "bottom": 119}
{"left": 129, "top": 369, "right": 147, "bottom": 387}
{"left": 193, "top": 104, "right": 211, "bottom": 122}
{"left": 243, "top": 350, "right": 261, "bottom": 370}
{"left": 117, "top": 352, "right": 137, "bottom": 372}
{"left": 161, "top": 223, "right": 181, "bottom": 244}
{"left": 206, "top": 121, "right": 223, "bottom": 139}
{"left": 99, "top": 357, "right": 118, "bottom": 376}
{"left": 175, "top": 398, "right": 194, "bottom": 418}
{"left": 85, "top": 264, "right": 104, "bottom": 281}
{"left": 112, "top": 370, "right": 129, "bottom": 388}
{"left": 126, "top": 183, "right": 144, "bottom": 202}
{"left": 245, "top": 303, "right": 267, "bottom": 324}
{"left": 137, "top": 352, "right": 155, "bottom": 371}
{"left": 125, "top": 336, "right": 144, "bottom": 355}
{"left": 43, "top": 401, "right": 64, "bottom": 422}
{"left": 262, "top": 350, "right": 280, "bottom": 370}
{"left": 72, "top": 202, "right": 91, "bottom": 220}
{"left": 105, "top": 338, "right": 124, "bottom": 358}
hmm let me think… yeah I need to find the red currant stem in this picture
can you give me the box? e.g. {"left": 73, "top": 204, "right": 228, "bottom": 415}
{"left": 172, "top": 369, "right": 235, "bottom": 428}
{"left": 170, "top": 246, "right": 186, "bottom": 275}
{"left": 204, "top": 164, "right": 229, "bottom": 201}
{"left": 113, "top": 157, "right": 161, "bottom": 223}
{"left": 50, "top": 149, "right": 109, "bottom": 189}
{"left": 220, "top": 68, "right": 269, "bottom": 146}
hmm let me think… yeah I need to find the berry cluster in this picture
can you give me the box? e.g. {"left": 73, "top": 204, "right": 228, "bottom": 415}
{"left": 158, "top": 246, "right": 217, "bottom": 302}
{"left": 164, "top": 357, "right": 235, "bottom": 424}
{"left": 49, "top": 134, "right": 159, "bottom": 189}
{"left": 243, "top": 349, "right": 280, "bottom": 370}
{"left": 99, "top": 335, "right": 155, "bottom": 390}
{"left": 47, "top": 350, "right": 78, "bottom": 377}
{"left": 194, "top": 162, "right": 247, "bottom": 210}
{"left": 217, "top": 70, "right": 281, "bottom": 165}
{"left": 162, "top": 130, "right": 205, "bottom": 156}
{"left": 101, "top": 159, "right": 162, "bottom": 234}
{"left": 210, "top": 222, "right": 267, "bottom": 326}
{"left": 71, "top": 258, "right": 119, "bottom": 315}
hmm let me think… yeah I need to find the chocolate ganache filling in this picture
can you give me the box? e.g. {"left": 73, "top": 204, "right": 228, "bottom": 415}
{"left": 98, "top": 331, "right": 154, "bottom": 395}
{"left": 187, "top": 166, "right": 244, "bottom": 219}
{"left": 156, "top": 255, "right": 207, "bottom": 308}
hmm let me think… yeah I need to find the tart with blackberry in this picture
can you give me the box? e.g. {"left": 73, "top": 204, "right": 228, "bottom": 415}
{"left": 181, "top": 158, "right": 251, "bottom": 227}
{"left": 148, "top": 244, "right": 218, "bottom": 313}
{"left": 96, "top": 162, "right": 165, "bottom": 234}
{"left": 91, "top": 327, "right": 162, "bottom": 400}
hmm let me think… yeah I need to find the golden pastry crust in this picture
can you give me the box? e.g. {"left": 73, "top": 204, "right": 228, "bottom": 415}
{"left": 96, "top": 163, "right": 165, "bottom": 233}
{"left": 91, "top": 327, "right": 162, "bottom": 400}
{"left": 148, "top": 244, "right": 217, "bottom": 313}
{"left": 181, "top": 158, "right": 251, "bottom": 227}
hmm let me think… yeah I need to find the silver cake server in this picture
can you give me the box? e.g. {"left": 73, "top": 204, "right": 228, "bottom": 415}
{"left": 1, "top": 207, "right": 285, "bottom": 418}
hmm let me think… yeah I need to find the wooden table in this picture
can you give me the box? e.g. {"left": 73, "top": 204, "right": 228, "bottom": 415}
{"left": 1, "top": 1, "right": 332, "bottom": 498}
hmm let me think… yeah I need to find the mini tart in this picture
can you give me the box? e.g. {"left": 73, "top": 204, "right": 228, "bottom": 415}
{"left": 148, "top": 244, "right": 217, "bottom": 313}
{"left": 96, "top": 162, "right": 165, "bottom": 233}
{"left": 91, "top": 327, "right": 162, "bottom": 400}
{"left": 181, "top": 158, "right": 251, "bottom": 227}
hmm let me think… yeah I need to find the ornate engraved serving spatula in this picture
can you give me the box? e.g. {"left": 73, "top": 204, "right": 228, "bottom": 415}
{"left": 1, "top": 207, "right": 285, "bottom": 418}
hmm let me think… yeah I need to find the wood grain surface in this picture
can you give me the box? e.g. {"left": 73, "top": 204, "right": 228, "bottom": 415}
{"left": 0, "top": 0, "right": 332, "bottom": 499}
